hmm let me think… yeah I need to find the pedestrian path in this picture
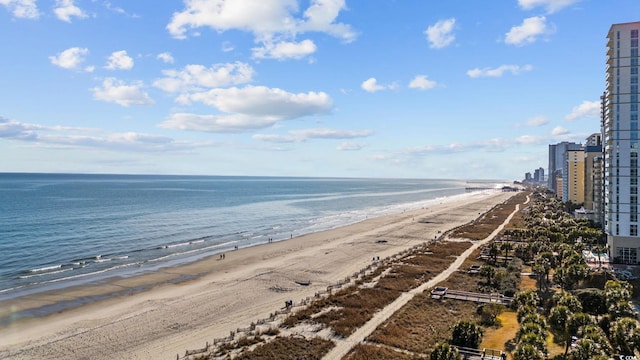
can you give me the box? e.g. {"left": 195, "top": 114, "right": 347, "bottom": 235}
{"left": 322, "top": 196, "right": 528, "bottom": 360}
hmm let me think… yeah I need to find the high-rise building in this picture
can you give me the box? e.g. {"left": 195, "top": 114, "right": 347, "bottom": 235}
{"left": 565, "top": 148, "right": 585, "bottom": 204}
{"left": 549, "top": 142, "right": 582, "bottom": 195}
{"left": 534, "top": 167, "right": 545, "bottom": 183}
{"left": 604, "top": 21, "right": 640, "bottom": 264}
{"left": 584, "top": 133, "right": 603, "bottom": 224}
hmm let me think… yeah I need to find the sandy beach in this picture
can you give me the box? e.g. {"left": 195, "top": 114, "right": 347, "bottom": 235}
{"left": 0, "top": 190, "right": 515, "bottom": 360}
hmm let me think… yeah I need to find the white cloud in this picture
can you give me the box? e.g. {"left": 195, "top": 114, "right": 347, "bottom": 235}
{"left": 253, "top": 128, "right": 373, "bottom": 143}
{"left": 0, "top": 116, "right": 38, "bottom": 140}
{"left": 252, "top": 39, "right": 317, "bottom": 60}
{"left": 102, "top": 1, "right": 137, "bottom": 18}
{"left": 154, "top": 62, "right": 254, "bottom": 93}
{"left": 505, "top": 16, "right": 551, "bottom": 46}
{"left": 49, "top": 47, "right": 90, "bottom": 71}
{"left": 105, "top": 50, "right": 134, "bottom": 70}
{"left": 160, "top": 113, "right": 279, "bottom": 133}
{"left": 565, "top": 100, "right": 600, "bottom": 121}
{"left": 54, "top": 0, "right": 86, "bottom": 22}
{"left": 222, "top": 41, "right": 235, "bottom": 52}
{"left": 424, "top": 18, "right": 456, "bottom": 49}
{"left": 524, "top": 115, "right": 549, "bottom": 127}
{"left": 162, "top": 86, "right": 333, "bottom": 133}
{"left": 408, "top": 75, "right": 437, "bottom": 90}
{"left": 337, "top": 142, "right": 364, "bottom": 151}
{"left": 298, "top": 0, "right": 356, "bottom": 42}
{"left": 551, "top": 126, "right": 569, "bottom": 136}
{"left": 92, "top": 78, "right": 154, "bottom": 107}
{"left": 167, "top": 0, "right": 356, "bottom": 43}
{"left": 515, "top": 134, "right": 543, "bottom": 144}
{"left": 181, "top": 86, "right": 332, "bottom": 119}
{"left": 0, "top": 0, "right": 39, "bottom": 19}
{"left": 0, "top": 117, "right": 196, "bottom": 152}
{"left": 467, "top": 64, "right": 533, "bottom": 78}
{"left": 518, "top": 0, "right": 580, "bottom": 13}
{"left": 157, "top": 52, "right": 174, "bottom": 64}
{"left": 361, "top": 78, "right": 385, "bottom": 93}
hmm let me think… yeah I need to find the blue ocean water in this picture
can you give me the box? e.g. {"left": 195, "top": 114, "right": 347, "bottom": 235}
{"left": 0, "top": 173, "right": 493, "bottom": 301}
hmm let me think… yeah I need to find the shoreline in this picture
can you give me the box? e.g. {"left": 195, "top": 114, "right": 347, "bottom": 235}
{"left": 0, "top": 190, "right": 515, "bottom": 360}
{"left": 0, "top": 188, "right": 482, "bottom": 303}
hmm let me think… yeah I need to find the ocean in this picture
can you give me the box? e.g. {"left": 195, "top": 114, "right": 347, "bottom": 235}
{"left": 0, "top": 173, "right": 500, "bottom": 302}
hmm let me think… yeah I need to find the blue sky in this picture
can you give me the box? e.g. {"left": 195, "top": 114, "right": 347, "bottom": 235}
{"left": 1, "top": 0, "right": 638, "bottom": 180}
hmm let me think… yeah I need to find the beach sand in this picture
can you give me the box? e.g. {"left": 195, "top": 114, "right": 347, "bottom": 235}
{"left": 0, "top": 190, "right": 515, "bottom": 360}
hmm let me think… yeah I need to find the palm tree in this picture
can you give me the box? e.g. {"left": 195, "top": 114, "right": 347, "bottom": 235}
{"left": 430, "top": 342, "right": 461, "bottom": 360}
{"left": 501, "top": 241, "right": 513, "bottom": 265}
{"left": 450, "top": 321, "right": 483, "bottom": 349}
{"left": 513, "top": 342, "right": 545, "bottom": 360}
{"left": 609, "top": 317, "right": 640, "bottom": 355}
{"left": 548, "top": 305, "right": 573, "bottom": 354}
{"left": 480, "top": 265, "right": 496, "bottom": 286}
{"left": 571, "top": 338, "right": 608, "bottom": 360}
{"left": 488, "top": 242, "right": 499, "bottom": 264}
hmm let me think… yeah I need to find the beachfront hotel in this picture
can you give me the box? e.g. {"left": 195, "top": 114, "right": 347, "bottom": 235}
{"left": 603, "top": 21, "right": 640, "bottom": 264}
{"left": 548, "top": 141, "right": 582, "bottom": 194}
{"left": 565, "top": 147, "right": 585, "bottom": 204}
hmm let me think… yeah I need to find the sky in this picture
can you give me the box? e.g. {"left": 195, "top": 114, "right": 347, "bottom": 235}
{"left": 1, "top": 0, "right": 639, "bottom": 180}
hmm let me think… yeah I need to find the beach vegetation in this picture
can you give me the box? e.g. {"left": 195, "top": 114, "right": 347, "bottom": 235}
{"left": 233, "top": 335, "right": 334, "bottom": 360}
{"left": 450, "top": 320, "right": 483, "bottom": 348}
{"left": 346, "top": 343, "right": 424, "bottom": 360}
{"left": 478, "top": 303, "right": 505, "bottom": 326}
{"left": 430, "top": 342, "right": 461, "bottom": 360}
{"left": 282, "top": 240, "right": 474, "bottom": 338}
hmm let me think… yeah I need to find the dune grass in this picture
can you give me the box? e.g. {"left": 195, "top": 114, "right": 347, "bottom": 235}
{"left": 282, "top": 241, "right": 473, "bottom": 338}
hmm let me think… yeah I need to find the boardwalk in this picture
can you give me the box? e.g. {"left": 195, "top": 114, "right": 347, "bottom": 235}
{"left": 322, "top": 196, "right": 528, "bottom": 360}
{"left": 433, "top": 289, "right": 513, "bottom": 306}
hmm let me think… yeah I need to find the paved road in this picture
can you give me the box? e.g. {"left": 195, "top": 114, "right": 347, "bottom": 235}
{"left": 322, "top": 196, "right": 528, "bottom": 360}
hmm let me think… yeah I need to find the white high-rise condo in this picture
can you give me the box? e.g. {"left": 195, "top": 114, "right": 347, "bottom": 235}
{"left": 604, "top": 21, "right": 640, "bottom": 264}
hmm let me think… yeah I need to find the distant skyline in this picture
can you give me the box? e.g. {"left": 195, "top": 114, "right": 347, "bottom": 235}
{"left": 1, "top": 0, "right": 639, "bottom": 179}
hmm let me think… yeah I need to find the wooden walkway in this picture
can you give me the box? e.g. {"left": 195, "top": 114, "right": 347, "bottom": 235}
{"left": 455, "top": 346, "right": 505, "bottom": 360}
{"left": 432, "top": 289, "right": 513, "bottom": 306}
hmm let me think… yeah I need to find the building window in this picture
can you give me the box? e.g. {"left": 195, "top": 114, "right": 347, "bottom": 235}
{"left": 618, "top": 247, "right": 638, "bottom": 264}
{"left": 633, "top": 67, "right": 639, "bottom": 75}
{"left": 632, "top": 225, "right": 638, "bottom": 236}
{"left": 633, "top": 58, "right": 639, "bottom": 66}
{"left": 633, "top": 29, "right": 639, "bottom": 38}
{"left": 633, "top": 48, "right": 639, "bottom": 57}
{"left": 633, "top": 39, "right": 639, "bottom": 48}
{"left": 633, "top": 85, "right": 639, "bottom": 93}
{"left": 633, "top": 76, "right": 639, "bottom": 84}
